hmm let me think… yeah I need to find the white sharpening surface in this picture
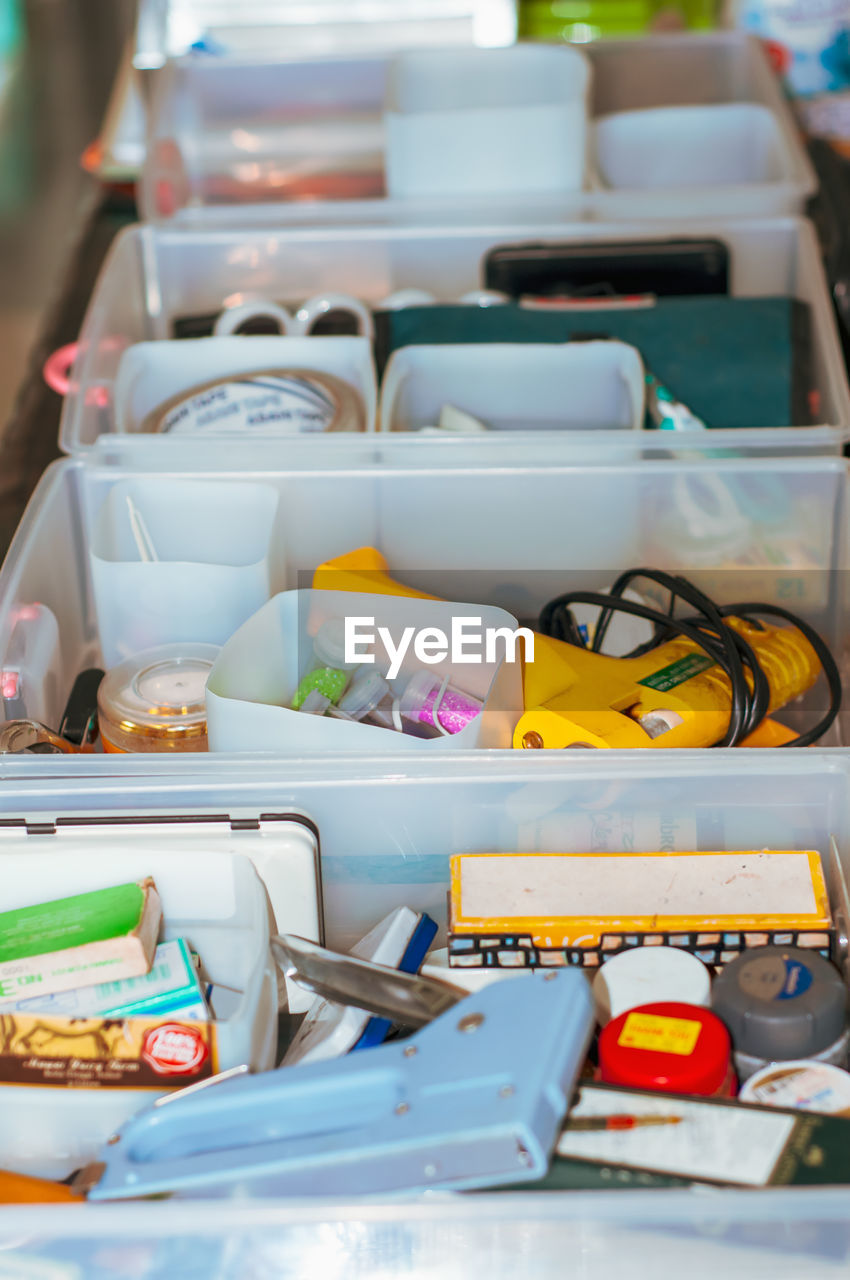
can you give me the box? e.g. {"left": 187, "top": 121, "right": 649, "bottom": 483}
{"left": 457, "top": 852, "right": 819, "bottom": 921}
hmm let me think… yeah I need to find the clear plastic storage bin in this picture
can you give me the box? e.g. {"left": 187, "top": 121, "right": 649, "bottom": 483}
{"left": 60, "top": 216, "right": 850, "bottom": 459}
{"left": 139, "top": 33, "right": 816, "bottom": 225}
{"left": 133, "top": 0, "right": 518, "bottom": 85}
{"left": 0, "top": 451, "right": 846, "bottom": 754}
{"left": 1, "top": 753, "right": 850, "bottom": 1274}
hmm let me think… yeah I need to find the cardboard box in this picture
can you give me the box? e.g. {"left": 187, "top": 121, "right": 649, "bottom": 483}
{"left": 0, "top": 879, "right": 162, "bottom": 1000}
{"left": 449, "top": 851, "right": 832, "bottom": 968}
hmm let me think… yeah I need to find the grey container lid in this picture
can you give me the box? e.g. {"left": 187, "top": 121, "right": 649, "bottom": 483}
{"left": 712, "top": 946, "right": 848, "bottom": 1061}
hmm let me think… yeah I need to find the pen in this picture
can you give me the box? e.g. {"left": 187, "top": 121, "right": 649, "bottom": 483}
{"left": 564, "top": 1114, "right": 683, "bottom": 1132}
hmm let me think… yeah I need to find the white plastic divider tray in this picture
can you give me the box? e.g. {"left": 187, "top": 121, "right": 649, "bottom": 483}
{"left": 61, "top": 215, "right": 850, "bottom": 458}
{"left": 1, "top": 753, "right": 850, "bottom": 1275}
{"left": 0, "top": 844, "right": 276, "bottom": 1179}
{"left": 139, "top": 32, "right": 816, "bottom": 225}
{"left": 0, "top": 452, "right": 846, "bottom": 750}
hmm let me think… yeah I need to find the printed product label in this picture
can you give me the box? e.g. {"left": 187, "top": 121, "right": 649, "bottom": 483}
{"left": 738, "top": 955, "right": 813, "bottom": 1001}
{"left": 141, "top": 1023, "right": 209, "bottom": 1075}
{"left": 160, "top": 376, "right": 337, "bottom": 434}
{"left": 746, "top": 1064, "right": 850, "bottom": 1113}
{"left": 618, "top": 1011, "right": 702, "bottom": 1056}
{"left": 638, "top": 653, "right": 715, "bottom": 692}
{"left": 0, "top": 1012, "right": 217, "bottom": 1087}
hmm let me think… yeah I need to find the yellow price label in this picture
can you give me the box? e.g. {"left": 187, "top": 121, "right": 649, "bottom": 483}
{"left": 618, "top": 1012, "right": 701, "bottom": 1057}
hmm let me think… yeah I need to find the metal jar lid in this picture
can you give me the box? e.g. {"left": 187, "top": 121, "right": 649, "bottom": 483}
{"left": 711, "top": 946, "right": 847, "bottom": 1061}
{"left": 97, "top": 643, "right": 219, "bottom": 752}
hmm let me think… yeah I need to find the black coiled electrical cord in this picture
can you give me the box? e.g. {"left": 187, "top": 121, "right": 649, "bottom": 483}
{"left": 538, "top": 568, "right": 842, "bottom": 748}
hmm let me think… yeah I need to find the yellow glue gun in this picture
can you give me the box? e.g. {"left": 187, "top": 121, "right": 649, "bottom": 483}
{"left": 515, "top": 622, "right": 821, "bottom": 750}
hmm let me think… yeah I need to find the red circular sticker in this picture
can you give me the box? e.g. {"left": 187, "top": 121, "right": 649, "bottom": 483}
{"left": 142, "top": 1024, "right": 209, "bottom": 1076}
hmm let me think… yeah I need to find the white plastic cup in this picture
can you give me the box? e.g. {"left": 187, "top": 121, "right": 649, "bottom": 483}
{"left": 384, "top": 45, "right": 591, "bottom": 199}
{"left": 379, "top": 341, "right": 645, "bottom": 433}
{"left": 593, "top": 103, "right": 789, "bottom": 191}
{"left": 90, "top": 478, "right": 279, "bottom": 667}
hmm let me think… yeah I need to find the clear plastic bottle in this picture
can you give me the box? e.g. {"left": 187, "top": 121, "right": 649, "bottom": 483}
{"left": 397, "top": 670, "right": 483, "bottom": 736}
{"left": 290, "top": 619, "right": 361, "bottom": 710}
{"left": 336, "top": 670, "right": 397, "bottom": 729}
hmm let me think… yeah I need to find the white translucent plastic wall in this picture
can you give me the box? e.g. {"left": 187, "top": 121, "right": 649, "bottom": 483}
{"left": 61, "top": 218, "right": 850, "bottom": 454}
{"left": 0, "top": 455, "right": 844, "bottom": 742}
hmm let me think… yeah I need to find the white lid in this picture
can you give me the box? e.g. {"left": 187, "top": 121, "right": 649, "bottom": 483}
{"left": 591, "top": 945, "right": 712, "bottom": 1024}
{"left": 338, "top": 671, "right": 390, "bottom": 721}
{"left": 740, "top": 1060, "right": 850, "bottom": 1115}
{"left": 312, "top": 618, "right": 362, "bottom": 670}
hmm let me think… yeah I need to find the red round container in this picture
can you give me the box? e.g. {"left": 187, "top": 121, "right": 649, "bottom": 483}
{"left": 598, "top": 1001, "right": 736, "bottom": 1097}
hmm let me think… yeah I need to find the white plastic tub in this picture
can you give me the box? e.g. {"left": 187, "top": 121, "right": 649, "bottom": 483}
{"left": 205, "top": 588, "right": 524, "bottom": 751}
{"left": 379, "top": 340, "right": 645, "bottom": 432}
{"left": 384, "top": 45, "right": 589, "bottom": 199}
{"left": 0, "top": 844, "right": 276, "bottom": 1179}
{"left": 138, "top": 32, "right": 816, "bottom": 225}
{"left": 89, "top": 476, "right": 278, "bottom": 664}
{"left": 593, "top": 102, "right": 790, "bottom": 190}
{"left": 59, "top": 216, "right": 850, "bottom": 459}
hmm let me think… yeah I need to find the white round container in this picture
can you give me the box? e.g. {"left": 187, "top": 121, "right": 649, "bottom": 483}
{"left": 592, "top": 946, "right": 712, "bottom": 1024}
{"left": 740, "top": 1060, "right": 850, "bottom": 1116}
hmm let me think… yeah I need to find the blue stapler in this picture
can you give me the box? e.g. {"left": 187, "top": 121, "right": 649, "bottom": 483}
{"left": 83, "top": 964, "right": 594, "bottom": 1201}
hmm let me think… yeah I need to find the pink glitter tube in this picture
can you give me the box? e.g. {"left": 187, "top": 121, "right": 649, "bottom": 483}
{"left": 398, "top": 670, "right": 483, "bottom": 736}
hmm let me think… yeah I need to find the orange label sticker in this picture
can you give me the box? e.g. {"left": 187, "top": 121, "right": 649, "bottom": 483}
{"left": 618, "top": 1012, "right": 701, "bottom": 1056}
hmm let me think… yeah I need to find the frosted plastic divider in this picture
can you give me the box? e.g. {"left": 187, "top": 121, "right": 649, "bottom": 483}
{"left": 0, "top": 848, "right": 274, "bottom": 1179}
{"left": 378, "top": 340, "right": 645, "bottom": 432}
{"left": 383, "top": 45, "right": 590, "bottom": 199}
{"left": 89, "top": 476, "right": 278, "bottom": 664}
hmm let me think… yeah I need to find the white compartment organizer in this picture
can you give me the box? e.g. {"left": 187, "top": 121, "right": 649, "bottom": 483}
{"left": 60, "top": 216, "right": 850, "bottom": 459}
{"left": 89, "top": 476, "right": 279, "bottom": 665}
{"left": 593, "top": 102, "right": 791, "bottom": 197}
{"left": 113, "top": 335, "right": 377, "bottom": 434}
{"left": 0, "top": 841, "right": 278, "bottom": 1180}
{"left": 205, "top": 588, "right": 525, "bottom": 751}
{"left": 384, "top": 45, "right": 589, "bottom": 199}
{"left": 379, "top": 340, "right": 645, "bottom": 432}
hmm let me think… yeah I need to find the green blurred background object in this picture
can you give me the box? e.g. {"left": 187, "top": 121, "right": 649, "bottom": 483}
{"left": 519, "top": 0, "right": 717, "bottom": 42}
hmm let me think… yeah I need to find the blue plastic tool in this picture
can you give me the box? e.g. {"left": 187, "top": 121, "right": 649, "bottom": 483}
{"left": 86, "top": 970, "right": 594, "bottom": 1201}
